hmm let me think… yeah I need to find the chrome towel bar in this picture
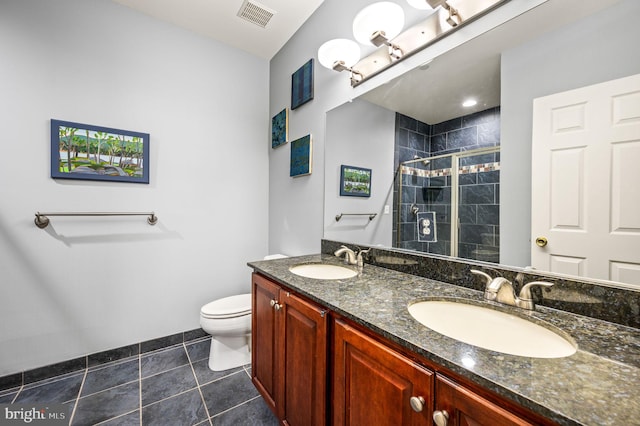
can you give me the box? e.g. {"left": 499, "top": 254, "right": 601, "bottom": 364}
{"left": 335, "top": 213, "right": 377, "bottom": 222}
{"left": 34, "top": 212, "right": 158, "bottom": 229}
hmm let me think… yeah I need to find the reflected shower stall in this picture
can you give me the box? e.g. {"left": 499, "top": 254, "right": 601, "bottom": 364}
{"left": 394, "top": 146, "right": 500, "bottom": 263}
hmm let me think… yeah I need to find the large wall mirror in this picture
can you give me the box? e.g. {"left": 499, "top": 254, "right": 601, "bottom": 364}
{"left": 324, "top": 0, "right": 640, "bottom": 289}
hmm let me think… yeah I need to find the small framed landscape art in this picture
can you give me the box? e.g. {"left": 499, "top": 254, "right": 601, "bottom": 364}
{"left": 271, "top": 108, "right": 288, "bottom": 149}
{"left": 290, "top": 134, "right": 312, "bottom": 177}
{"left": 51, "top": 119, "right": 149, "bottom": 183}
{"left": 291, "top": 59, "right": 314, "bottom": 110}
{"left": 340, "top": 165, "right": 371, "bottom": 197}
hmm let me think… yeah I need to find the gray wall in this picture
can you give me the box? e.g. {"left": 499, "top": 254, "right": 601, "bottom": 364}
{"left": 0, "top": 0, "right": 269, "bottom": 375}
{"left": 324, "top": 100, "right": 395, "bottom": 246}
{"left": 500, "top": 0, "right": 640, "bottom": 267}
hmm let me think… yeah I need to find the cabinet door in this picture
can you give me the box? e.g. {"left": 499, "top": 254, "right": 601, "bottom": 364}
{"left": 280, "top": 291, "right": 327, "bottom": 426}
{"left": 251, "top": 273, "right": 281, "bottom": 413}
{"left": 333, "top": 318, "right": 434, "bottom": 426}
{"left": 435, "top": 375, "right": 535, "bottom": 426}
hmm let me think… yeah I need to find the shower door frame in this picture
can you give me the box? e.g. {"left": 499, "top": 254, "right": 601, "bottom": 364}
{"left": 396, "top": 145, "right": 500, "bottom": 258}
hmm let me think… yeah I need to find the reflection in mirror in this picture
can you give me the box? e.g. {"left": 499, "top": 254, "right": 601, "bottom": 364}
{"left": 324, "top": 0, "right": 640, "bottom": 288}
{"left": 394, "top": 112, "right": 500, "bottom": 264}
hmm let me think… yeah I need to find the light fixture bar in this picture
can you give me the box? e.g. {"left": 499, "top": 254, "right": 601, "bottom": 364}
{"left": 345, "top": 0, "right": 508, "bottom": 87}
{"left": 369, "top": 31, "right": 403, "bottom": 61}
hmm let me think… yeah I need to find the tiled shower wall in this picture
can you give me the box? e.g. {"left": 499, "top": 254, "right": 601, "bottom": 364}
{"left": 393, "top": 108, "right": 501, "bottom": 262}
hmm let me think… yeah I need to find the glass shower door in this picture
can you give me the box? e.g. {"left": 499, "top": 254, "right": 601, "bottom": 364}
{"left": 454, "top": 150, "right": 500, "bottom": 263}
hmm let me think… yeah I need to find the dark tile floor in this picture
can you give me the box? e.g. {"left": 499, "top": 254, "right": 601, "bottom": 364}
{"left": 0, "top": 337, "right": 278, "bottom": 425}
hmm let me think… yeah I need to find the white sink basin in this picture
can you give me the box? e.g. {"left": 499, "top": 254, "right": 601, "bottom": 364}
{"left": 408, "top": 300, "right": 576, "bottom": 358}
{"left": 289, "top": 263, "right": 358, "bottom": 280}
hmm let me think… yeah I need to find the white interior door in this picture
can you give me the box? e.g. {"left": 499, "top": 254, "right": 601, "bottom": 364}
{"left": 531, "top": 73, "right": 640, "bottom": 287}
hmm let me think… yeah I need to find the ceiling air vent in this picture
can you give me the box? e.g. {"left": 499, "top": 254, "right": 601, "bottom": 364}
{"left": 237, "top": 0, "right": 276, "bottom": 28}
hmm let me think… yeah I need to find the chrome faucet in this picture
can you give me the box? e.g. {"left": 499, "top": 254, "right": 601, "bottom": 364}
{"left": 471, "top": 270, "right": 553, "bottom": 310}
{"left": 334, "top": 245, "right": 357, "bottom": 264}
{"left": 334, "top": 245, "right": 371, "bottom": 272}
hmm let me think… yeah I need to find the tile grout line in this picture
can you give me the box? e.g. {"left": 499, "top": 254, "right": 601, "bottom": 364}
{"left": 67, "top": 367, "right": 88, "bottom": 426}
{"left": 184, "top": 341, "right": 213, "bottom": 426}
{"left": 210, "top": 395, "right": 262, "bottom": 420}
{"left": 9, "top": 384, "right": 23, "bottom": 404}
{"left": 93, "top": 409, "right": 139, "bottom": 426}
{"left": 138, "top": 348, "right": 142, "bottom": 426}
{"left": 73, "top": 378, "right": 141, "bottom": 400}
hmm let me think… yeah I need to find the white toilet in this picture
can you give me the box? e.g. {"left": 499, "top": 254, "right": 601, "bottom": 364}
{"left": 200, "top": 293, "right": 252, "bottom": 371}
{"left": 200, "top": 254, "right": 288, "bottom": 371}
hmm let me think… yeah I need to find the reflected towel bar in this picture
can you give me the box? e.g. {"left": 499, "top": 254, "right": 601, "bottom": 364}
{"left": 34, "top": 212, "right": 158, "bottom": 229}
{"left": 335, "top": 213, "right": 377, "bottom": 222}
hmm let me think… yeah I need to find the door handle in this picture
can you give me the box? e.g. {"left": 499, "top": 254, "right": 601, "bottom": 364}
{"left": 535, "top": 236, "right": 548, "bottom": 247}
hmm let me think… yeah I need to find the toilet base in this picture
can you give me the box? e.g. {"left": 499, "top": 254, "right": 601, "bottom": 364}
{"left": 208, "top": 334, "right": 251, "bottom": 371}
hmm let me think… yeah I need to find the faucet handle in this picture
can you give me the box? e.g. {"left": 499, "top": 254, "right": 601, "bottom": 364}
{"left": 357, "top": 247, "right": 371, "bottom": 257}
{"left": 470, "top": 269, "right": 493, "bottom": 286}
{"left": 518, "top": 281, "right": 554, "bottom": 301}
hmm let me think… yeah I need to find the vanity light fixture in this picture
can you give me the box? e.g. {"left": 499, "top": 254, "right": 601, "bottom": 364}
{"left": 317, "top": 38, "right": 364, "bottom": 84}
{"left": 352, "top": 2, "right": 405, "bottom": 61}
{"left": 408, "top": 0, "right": 461, "bottom": 26}
{"left": 318, "top": 0, "right": 507, "bottom": 87}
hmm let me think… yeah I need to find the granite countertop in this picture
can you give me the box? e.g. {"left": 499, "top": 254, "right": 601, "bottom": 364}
{"left": 248, "top": 254, "right": 640, "bottom": 426}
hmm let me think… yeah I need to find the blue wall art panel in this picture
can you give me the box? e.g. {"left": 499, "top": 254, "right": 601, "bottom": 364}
{"left": 291, "top": 59, "right": 314, "bottom": 110}
{"left": 290, "top": 134, "right": 312, "bottom": 177}
{"left": 272, "top": 108, "right": 288, "bottom": 148}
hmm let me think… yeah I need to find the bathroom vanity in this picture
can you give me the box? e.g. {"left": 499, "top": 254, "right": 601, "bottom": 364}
{"left": 248, "top": 250, "right": 640, "bottom": 426}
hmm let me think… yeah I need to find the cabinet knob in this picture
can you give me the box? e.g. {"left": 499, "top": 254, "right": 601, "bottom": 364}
{"left": 270, "top": 299, "right": 276, "bottom": 307}
{"left": 274, "top": 303, "right": 282, "bottom": 311}
{"left": 433, "top": 410, "right": 449, "bottom": 426}
{"left": 409, "top": 396, "right": 425, "bottom": 412}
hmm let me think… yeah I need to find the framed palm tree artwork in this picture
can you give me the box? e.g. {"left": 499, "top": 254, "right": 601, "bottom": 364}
{"left": 50, "top": 119, "right": 150, "bottom": 183}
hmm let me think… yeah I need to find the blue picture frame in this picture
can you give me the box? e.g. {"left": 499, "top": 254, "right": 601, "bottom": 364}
{"left": 51, "top": 119, "right": 150, "bottom": 184}
{"left": 271, "top": 108, "right": 288, "bottom": 149}
{"left": 340, "top": 165, "right": 371, "bottom": 197}
{"left": 291, "top": 59, "right": 314, "bottom": 110}
{"left": 290, "top": 135, "right": 312, "bottom": 177}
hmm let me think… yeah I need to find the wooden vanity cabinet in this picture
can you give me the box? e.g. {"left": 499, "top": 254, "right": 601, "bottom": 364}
{"left": 251, "top": 273, "right": 327, "bottom": 426}
{"left": 252, "top": 272, "right": 553, "bottom": 426}
{"left": 332, "top": 318, "right": 435, "bottom": 426}
{"left": 434, "top": 375, "right": 536, "bottom": 426}
{"left": 332, "top": 317, "right": 545, "bottom": 426}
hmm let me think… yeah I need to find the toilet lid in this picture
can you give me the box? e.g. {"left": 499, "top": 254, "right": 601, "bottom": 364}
{"left": 201, "top": 293, "right": 251, "bottom": 319}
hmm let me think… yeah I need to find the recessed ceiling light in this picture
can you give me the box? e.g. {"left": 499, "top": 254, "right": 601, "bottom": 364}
{"left": 462, "top": 99, "right": 477, "bottom": 107}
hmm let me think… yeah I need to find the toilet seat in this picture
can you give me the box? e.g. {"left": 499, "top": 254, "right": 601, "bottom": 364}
{"left": 201, "top": 294, "right": 251, "bottom": 319}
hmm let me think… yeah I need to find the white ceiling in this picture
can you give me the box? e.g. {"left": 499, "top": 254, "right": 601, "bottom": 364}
{"left": 110, "top": 0, "right": 622, "bottom": 124}
{"left": 111, "top": 0, "right": 325, "bottom": 60}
